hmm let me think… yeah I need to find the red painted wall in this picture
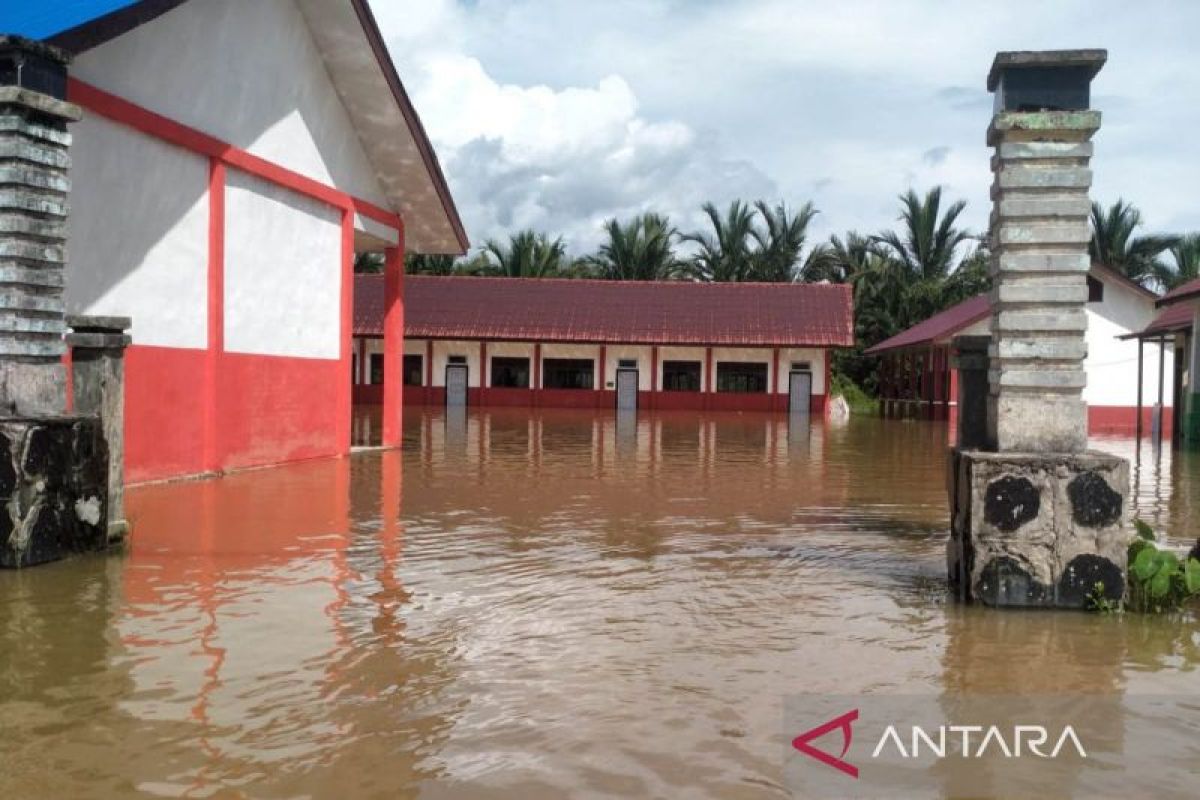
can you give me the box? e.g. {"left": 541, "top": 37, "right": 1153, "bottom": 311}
{"left": 125, "top": 346, "right": 208, "bottom": 484}
{"left": 1089, "top": 405, "right": 1174, "bottom": 434}
{"left": 217, "top": 353, "right": 342, "bottom": 472}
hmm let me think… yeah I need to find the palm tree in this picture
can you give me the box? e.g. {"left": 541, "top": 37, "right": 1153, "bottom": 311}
{"left": 1161, "top": 233, "right": 1200, "bottom": 289}
{"left": 405, "top": 253, "right": 459, "bottom": 275}
{"left": 874, "top": 187, "right": 971, "bottom": 281}
{"left": 682, "top": 200, "right": 758, "bottom": 282}
{"left": 1088, "top": 199, "right": 1177, "bottom": 288}
{"left": 750, "top": 200, "right": 819, "bottom": 282}
{"left": 804, "top": 231, "right": 879, "bottom": 284}
{"left": 480, "top": 230, "right": 569, "bottom": 278}
{"left": 587, "top": 212, "right": 680, "bottom": 280}
{"left": 353, "top": 252, "right": 384, "bottom": 274}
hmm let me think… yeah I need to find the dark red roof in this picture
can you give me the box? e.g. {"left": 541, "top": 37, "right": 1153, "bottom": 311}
{"left": 864, "top": 294, "right": 990, "bottom": 355}
{"left": 355, "top": 275, "right": 854, "bottom": 347}
{"left": 1159, "top": 277, "right": 1200, "bottom": 307}
{"left": 1121, "top": 302, "right": 1194, "bottom": 339}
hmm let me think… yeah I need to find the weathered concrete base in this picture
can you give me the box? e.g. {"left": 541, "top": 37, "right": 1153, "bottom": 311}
{"left": 987, "top": 394, "right": 1088, "bottom": 454}
{"left": 0, "top": 415, "right": 108, "bottom": 568}
{"left": 0, "top": 361, "right": 66, "bottom": 416}
{"left": 947, "top": 448, "right": 1129, "bottom": 608}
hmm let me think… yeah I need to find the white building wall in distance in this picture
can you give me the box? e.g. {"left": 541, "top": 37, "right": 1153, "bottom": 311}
{"left": 67, "top": 114, "right": 208, "bottom": 349}
{"left": 224, "top": 171, "right": 341, "bottom": 359}
{"left": 71, "top": 0, "right": 390, "bottom": 210}
{"left": 1084, "top": 282, "right": 1174, "bottom": 408}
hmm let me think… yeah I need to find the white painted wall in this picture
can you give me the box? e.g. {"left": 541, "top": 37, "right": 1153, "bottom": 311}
{"left": 777, "top": 348, "right": 828, "bottom": 395}
{"left": 1083, "top": 274, "right": 1172, "bottom": 408}
{"left": 67, "top": 114, "right": 209, "bottom": 349}
{"left": 72, "top": 0, "right": 390, "bottom": 210}
{"left": 224, "top": 171, "right": 341, "bottom": 359}
{"left": 603, "top": 345, "right": 653, "bottom": 391}
{"left": 431, "top": 340, "right": 482, "bottom": 388}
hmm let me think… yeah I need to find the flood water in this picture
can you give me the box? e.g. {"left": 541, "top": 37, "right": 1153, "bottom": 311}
{"left": 2, "top": 408, "right": 1199, "bottom": 798}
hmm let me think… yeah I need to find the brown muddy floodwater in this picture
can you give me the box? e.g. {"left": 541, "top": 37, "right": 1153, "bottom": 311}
{"left": 2, "top": 408, "right": 1198, "bottom": 798}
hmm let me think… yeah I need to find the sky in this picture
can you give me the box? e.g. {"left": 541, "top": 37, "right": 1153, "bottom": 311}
{"left": 373, "top": 0, "right": 1200, "bottom": 256}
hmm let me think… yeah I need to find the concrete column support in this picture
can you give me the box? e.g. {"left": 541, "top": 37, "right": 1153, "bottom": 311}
{"left": 0, "top": 39, "right": 81, "bottom": 415}
{"left": 986, "top": 112, "right": 1099, "bottom": 452}
{"left": 65, "top": 315, "right": 130, "bottom": 542}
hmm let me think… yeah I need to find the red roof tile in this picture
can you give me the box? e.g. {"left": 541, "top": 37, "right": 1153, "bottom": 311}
{"left": 864, "top": 294, "right": 990, "bottom": 355}
{"left": 355, "top": 275, "right": 854, "bottom": 347}
{"left": 1159, "top": 276, "right": 1200, "bottom": 307}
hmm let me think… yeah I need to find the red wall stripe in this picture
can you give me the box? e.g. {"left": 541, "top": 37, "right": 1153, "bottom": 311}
{"left": 382, "top": 238, "right": 405, "bottom": 447}
{"left": 336, "top": 210, "right": 354, "bottom": 453}
{"left": 203, "top": 158, "right": 225, "bottom": 473}
{"left": 67, "top": 78, "right": 402, "bottom": 230}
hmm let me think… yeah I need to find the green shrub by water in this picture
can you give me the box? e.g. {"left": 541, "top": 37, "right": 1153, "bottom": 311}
{"left": 830, "top": 372, "right": 878, "bottom": 415}
{"left": 1089, "top": 520, "right": 1200, "bottom": 614}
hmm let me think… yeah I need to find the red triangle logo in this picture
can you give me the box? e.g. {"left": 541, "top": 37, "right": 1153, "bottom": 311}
{"left": 791, "top": 709, "right": 859, "bottom": 779}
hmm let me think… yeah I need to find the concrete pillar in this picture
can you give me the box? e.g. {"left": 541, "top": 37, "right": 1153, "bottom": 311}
{"left": 947, "top": 51, "right": 1130, "bottom": 609}
{"left": 0, "top": 38, "right": 80, "bottom": 415}
{"left": 985, "top": 55, "right": 1102, "bottom": 453}
{"left": 66, "top": 315, "right": 130, "bottom": 542}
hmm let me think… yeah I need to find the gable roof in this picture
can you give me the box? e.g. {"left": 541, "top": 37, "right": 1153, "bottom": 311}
{"left": 865, "top": 264, "right": 1161, "bottom": 355}
{"left": 864, "top": 294, "right": 990, "bottom": 355}
{"left": 7, "top": 0, "right": 467, "bottom": 254}
{"left": 355, "top": 275, "right": 855, "bottom": 348}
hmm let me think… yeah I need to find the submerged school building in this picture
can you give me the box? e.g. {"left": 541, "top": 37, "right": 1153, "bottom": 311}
{"left": 14, "top": 0, "right": 467, "bottom": 484}
{"left": 353, "top": 276, "right": 855, "bottom": 414}
{"left": 865, "top": 264, "right": 1174, "bottom": 433}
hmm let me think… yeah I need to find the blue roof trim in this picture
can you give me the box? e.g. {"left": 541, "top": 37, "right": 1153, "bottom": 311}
{"left": 0, "top": 0, "right": 140, "bottom": 40}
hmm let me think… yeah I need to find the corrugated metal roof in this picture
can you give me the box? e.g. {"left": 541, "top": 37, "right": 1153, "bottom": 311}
{"left": 1, "top": 0, "right": 140, "bottom": 39}
{"left": 355, "top": 275, "right": 855, "bottom": 347}
{"left": 864, "top": 294, "right": 990, "bottom": 355}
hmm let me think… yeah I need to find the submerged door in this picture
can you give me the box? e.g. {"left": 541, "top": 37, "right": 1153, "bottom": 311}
{"left": 616, "top": 368, "right": 638, "bottom": 411}
{"left": 445, "top": 364, "right": 468, "bottom": 407}
{"left": 789, "top": 370, "right": 812, "bottom": 415}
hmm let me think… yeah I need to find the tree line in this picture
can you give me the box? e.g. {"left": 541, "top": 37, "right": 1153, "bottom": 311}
{"left": 357, "top": 190, "right": 1197, "bottom": 395}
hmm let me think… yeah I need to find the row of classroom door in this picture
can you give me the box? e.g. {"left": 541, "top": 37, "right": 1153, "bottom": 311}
{"left": 444, "top": 363, "right": 813, "bottom": 413}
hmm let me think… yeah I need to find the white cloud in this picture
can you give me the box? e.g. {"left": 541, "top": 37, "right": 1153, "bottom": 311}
{"left": 377, "top": 0, "right": 775, "bottom": 252}
{"left": 377, "top": 0, "right": 1200, "bottom": 254}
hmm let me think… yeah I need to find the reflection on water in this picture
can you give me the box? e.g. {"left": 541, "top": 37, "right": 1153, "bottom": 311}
{"left": 1, "top": 408, "right": 1197, "bottom": 798}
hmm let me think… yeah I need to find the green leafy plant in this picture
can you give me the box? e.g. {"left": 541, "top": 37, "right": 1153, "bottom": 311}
{"left": 1125, "top": 519, "right": 1200, "bottom": 613}
{"left": 1086, "top": 581, "right": 1119, "bottom": 614}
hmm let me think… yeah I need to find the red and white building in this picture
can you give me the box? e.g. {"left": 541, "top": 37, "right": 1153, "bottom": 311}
{"left": 352, "top": 276, "right": 854, "bottom": 413}
{"left": 866, "top": 264, "right": 1174, "bottom": 434}
{"left": 42, "top": 0, "right": 466, "bottom": 484}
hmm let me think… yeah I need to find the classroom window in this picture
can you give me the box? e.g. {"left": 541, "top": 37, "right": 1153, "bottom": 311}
{"left": 543, "top": 358, "right": 594, "bottom": 389}
{"left": 403, "top": 355, "right": 423, "bottom": 386}
{"left": 491, "top": 356, "right": 531, "bottom": 388}
{"left": 716, "top": 362, "right": 768, "bottom": 393}
{"left": 370, "top": 353, "right": 384, "bottom": 385}
{"left": 662, "top": 360, "right": 702, "bottom": 392}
